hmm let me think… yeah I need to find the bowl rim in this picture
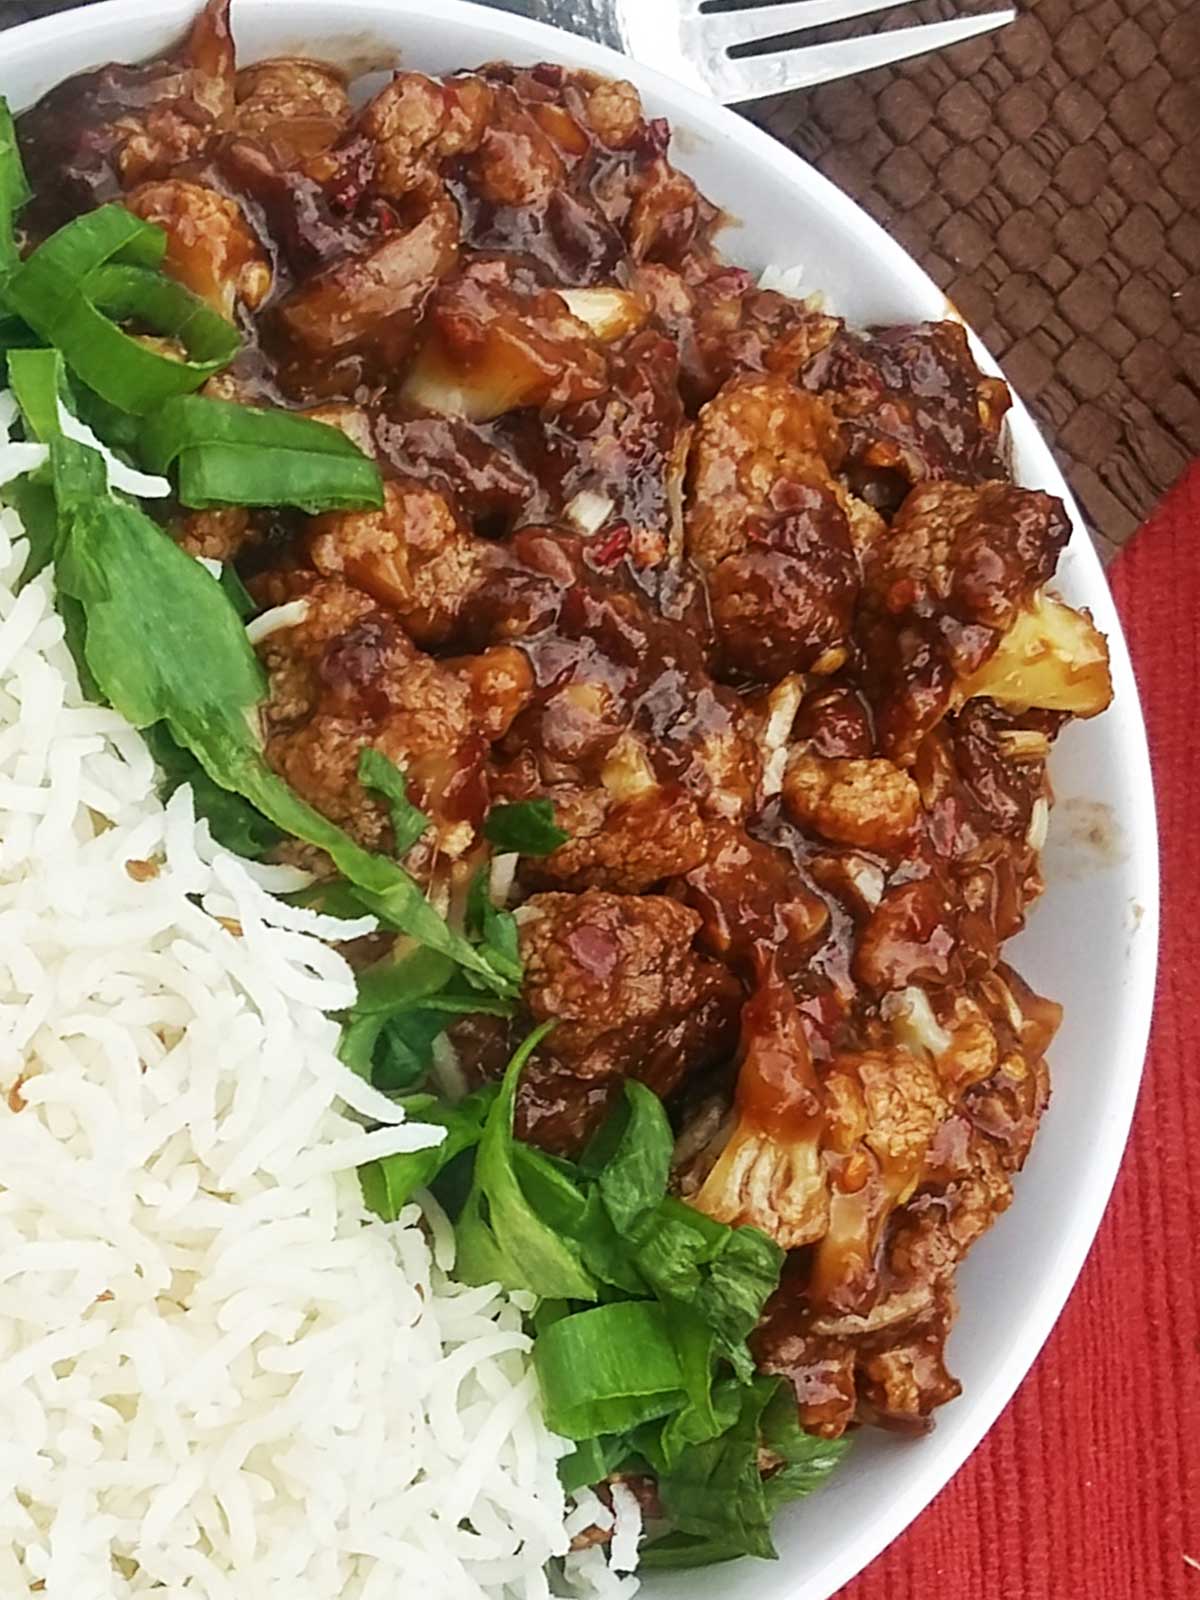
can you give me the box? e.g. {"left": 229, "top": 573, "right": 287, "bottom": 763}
{"left": 0, "top": 3, "right": 1161, "bottom": 1596}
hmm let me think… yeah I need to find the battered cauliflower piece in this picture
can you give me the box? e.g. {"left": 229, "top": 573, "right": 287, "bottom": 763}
{"left": 355, "top": 72, "right": 492, "bottom": 198}
{"left": 517, "top": 890, "right": 733, "bottom": 1082}
{"left": 868, "top": 478, "right": 1068, "bottom": 633}
{"left": 860, "top": 477, "right": 1111, "bottom": 757}
{"left": 685, "top": 375, "right": 842, "bottom": 572}
{"left": 306, "top": 478, "right": 486, "bottom": 648}
{"left": 170, "top": 506, "right": 255, "bottom": 563}
{"left": 884, "top": 986, "right": 1002, "bottom": 1095}
{"left": 124, "top": 180, "right": 271, "bottom": 317}
{"left": 782, "top": 752, "right": 922, "bottom": 853}
{"left": 808, "top": 1046, "right": 949, "bottom": 1315}
{"left": 525, "top": 785, "right": 710, "bottom": 894}
{"left": 801, "top": 319, "right": 1011, "bottom": 496}
{"left": 685, "top": 376, "right": 859, "bottom": 681}
{"left": 253, "top": 574, "right": 488, "bottom": 865}
{"left": 679, "top": 821, "right": 830, "bottom": 984}
{"left": 691, "top": 975, "right": 831, "bottom": 1251}
{"left": 233, "top": 57, "right": 351, "bottom": 158}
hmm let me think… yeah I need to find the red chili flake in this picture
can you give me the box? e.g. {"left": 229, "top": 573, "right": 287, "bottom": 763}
{"left": 368, "top": 198, "right": 400, "bottom": 235}
{"left": 587, "top": 522, "right": 632, "bottom": 569}
{"left": 532, "top": 62, "right": 565, "bottom": 87}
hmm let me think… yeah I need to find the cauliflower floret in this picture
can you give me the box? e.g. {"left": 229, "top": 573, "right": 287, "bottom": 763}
{"left": 686, "top": 375, "right": 842, "bottom": 571}
{"left": 307, "top": 478, "right": 485, "bottom": 648}
{"left": 355, "top": 71, "right": 491, "bottom": 198}
{"left": 808, "top": 1047, "right": 949, "bottom": 1314}
{"left": 691, "top": 976, "right": 830, "bottom": 1250}
{"left": 124, "top": 180, "right": 271, "bottom": 317}
{"left": 883, "top": 986, "right": 999, "bottom": 1094}
{"left": 860, "top": 478, "right": 1093, "bottom": 760}
{"left": 523, "top": 785, "right": 710, "bottom": 895}
{"left": 233, "top": 57, "right": 351, "bottom": 158}
{"left": 685, "top": 376, "right": 858, "bottom": 681}
{"left": 253, "top": 574, "right": 488, "bottom": 865}
{"left": 958, "top": 590, "right": 1113, "bottom": 718}
{"left": 518, "top": 891, "right": 731, "bottom": 1082}
{"left": 782, "top": 752, "right": 922, "bottom": 853}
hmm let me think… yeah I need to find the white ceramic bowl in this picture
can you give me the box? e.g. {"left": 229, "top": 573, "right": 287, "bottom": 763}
{"left": 1, "top": 4, "right": 1160, "bottom": 1595}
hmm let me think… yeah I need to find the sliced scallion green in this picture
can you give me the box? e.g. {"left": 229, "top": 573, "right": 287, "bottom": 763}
{"left": 138, "top": 393, "right": 384, "bottom": 512}
{"left": 4, "top": 206, "right": 239, "bottom": 413}
{"left": 0, "top": 97, "right": 31, "bottom": 280}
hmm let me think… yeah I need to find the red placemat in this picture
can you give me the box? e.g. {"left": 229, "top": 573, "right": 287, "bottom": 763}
{"left": 839, "top": 462, "right": 1200, "bottom": 1600}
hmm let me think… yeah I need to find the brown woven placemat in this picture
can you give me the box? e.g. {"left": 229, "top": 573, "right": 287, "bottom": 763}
{"left": 3, "top": 0, "right": 1197, "bottom": 558}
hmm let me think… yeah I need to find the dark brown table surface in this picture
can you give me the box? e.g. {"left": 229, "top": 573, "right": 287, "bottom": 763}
{"left": 3, "top": 0, "right": 1197, "bottom": 559}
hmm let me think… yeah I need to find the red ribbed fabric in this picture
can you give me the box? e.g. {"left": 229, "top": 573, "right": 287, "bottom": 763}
{"left": 841, "top": 463, "right": 1200, "bottom": 1600}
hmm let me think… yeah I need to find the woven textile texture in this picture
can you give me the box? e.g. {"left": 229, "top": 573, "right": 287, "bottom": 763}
{"left": 753, "top": 0, "right": 1199, "bottom": 560}
{"left": 3, "top": 0, "right": 1197, "bottom": 557}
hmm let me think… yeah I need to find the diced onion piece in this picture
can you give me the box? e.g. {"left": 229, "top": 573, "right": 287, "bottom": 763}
{"left": 564, "top": 488, "right": 615, "bottom": 535}
{"left": 758, "top": 262, "right": 809, "bottom": 296}
{"left": 195, "top": 556, "right": 223, "bottom": 580}
{"left": 1027, "top": 795, "right": 1050, "bottom": 851}
{"left": 245, "top": 598, "right": 310, "bottom": 645}
{"left": 763, "top": 674, "right": 805, "bottom": 753}
{"left": 488, "top": 851, "right": 519, "bottom": 908}
{"left": 400, "top": 332, "right": 539, "bottom": 424}
{"left": 960, "top": 592, "right": 1113, "bottom": 717}
{"left": 762, "top": 746, "right": 788, "bottom": 798}
{"left": 844, "top": 854, "right": 885, "bottom": 910}
{"left": 557, "top": 287, "right": 646, "bottom": 343}
{"left": 997, "top": 728, "right": 1052, "bottom": 761}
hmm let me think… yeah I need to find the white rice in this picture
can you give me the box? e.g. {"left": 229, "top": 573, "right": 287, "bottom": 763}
{"left": 0, "top": 473, "right": 637, "bottom": 1596}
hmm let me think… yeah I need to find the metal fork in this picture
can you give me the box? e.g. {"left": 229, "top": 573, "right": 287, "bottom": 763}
{"left": 484, "top": 0, "right": 1016, "bottom": 102}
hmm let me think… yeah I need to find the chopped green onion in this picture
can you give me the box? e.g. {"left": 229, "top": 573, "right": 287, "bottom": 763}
{"left": 218, "top": 563, "right": 256, "bottom": 621}
{"left": 0, "top": 96, "right": 31, "bottom": 280}
{"left": 533, "top": 1300, "right": 687, "bottom": 1439}
{"left": 138, "top": 393, "right": 384, "bottom": 512}
{"left": 7, "top": 345, "right": 63, "bottom": 442}
{"left": 4, "top": 206, "right": 239, "bottom": 413}
{"left": 483, "top": 799, "right": 569, "bottom": 856}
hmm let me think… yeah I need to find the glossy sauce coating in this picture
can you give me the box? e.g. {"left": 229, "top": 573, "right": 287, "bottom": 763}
{"left": 17, "top": 0, "right": 1113, "bottom": 1445}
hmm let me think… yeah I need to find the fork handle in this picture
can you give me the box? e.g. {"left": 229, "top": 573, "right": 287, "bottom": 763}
{"left": 474, "top": 0, "right": 625, "bottom": 52}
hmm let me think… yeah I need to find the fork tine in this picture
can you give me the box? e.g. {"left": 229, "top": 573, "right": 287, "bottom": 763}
{"left": 693, "top": 0, "right": 918, "bottom": 55}
{"left": 708, "top": 9, "right": 1016, "bottom": 102}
